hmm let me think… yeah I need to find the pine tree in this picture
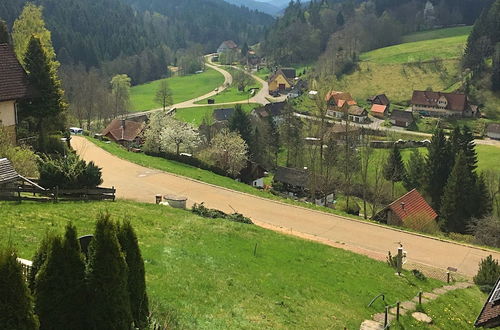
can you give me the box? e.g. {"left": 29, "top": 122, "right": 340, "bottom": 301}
{"left": 35, "top": 224, "right": 87, "bottom": 330}
{"left": 459, "top": 125, "right": 478, "bottom": 173}
{"left": 403, "top": 148, "right": 425, "bottom": 191}
{"left": 473, "top": 173, "right": 492, "bottom": 219}
{"left": 229, "top": 105, "right": 253, "bottom": 152}
{"left": 117, "top": 221, "right": 149, "bottom": 329}
{"left": 21, "top": 36, "right": 67, "bottom": 149}
{"left": 424, "top": 128, "right": 453, "bottom": 211}
{"left": 0, "top": 20, "right": 9, "bottom": 44}
{"left": 336, "top": 11, "right": 345, "bottom": 26}
{"left": 383, "top": 145, "right": 406, "bottom": 198}
{"left": 493, "top": 45, "right": 500, "bottom": 91}
{"left": 241, "top": 42, "right": 249, "bottom": 57}
{"left": 0, "top": 248, "right": 39, "bottom": 329}
{"left": 440, "top": 152, "right": 476, "bottom": 233}
{"left": 28, "top": 233, "right": 53, "bottom": 291}
{"left": 473, "top": 255, "right": 500, "bottom": 292}
{"left": 86, "top": 213, "right": 132, "bottom": 329}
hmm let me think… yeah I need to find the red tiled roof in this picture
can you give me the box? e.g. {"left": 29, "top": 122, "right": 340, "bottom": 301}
{"left": 371, "top": 104, "right": 387, "bottom": 113}
{"left": 222, "top": 40, "right": 238, "bottom": 49}
{"left": 325, "top": 90, "right": 357, "bottom": 106}
{"left": 102, "top": 119, "right": 144, "bottom": 142}
{"left": 0, "top": 43, "right": 31, "bottom": 102}
{"left": 387, "top": 189, "right": 437, "bottom": 222}
{"left": 411, "top": 91, "right": 468, "bottom": 112}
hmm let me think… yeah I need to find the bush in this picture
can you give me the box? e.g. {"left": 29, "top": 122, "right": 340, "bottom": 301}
{"left": 404, "top": 213, "right": 441, "bottom": 234}
{"left": 192, "top": 203, "right": 253, "bottom": 224}
{"left": 40, "top": 135, "right": 68, "bottom": 155}
{"left": 411, "top": 269, "right": 427, "bottom": 281}
{"left": 470, "top": 215, "right": 500, "bottom": 248}
{"left": 473, "top": 255, "right": 500, "bottom": 293}
{"left": 38, "top": 153, "right": 103, "bottom": 189}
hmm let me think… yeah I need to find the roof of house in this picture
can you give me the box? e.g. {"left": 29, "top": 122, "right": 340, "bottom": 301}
{"left": 386, "top": 189, "right": 437, "bottom": 222}
{"left": 391, "top": 109, "right": 414, "bottom": 122}
{"left": 268, "top": 69, "right": 294, "bottom": 86}
{"left": 348, "top": 105, "right": 367, "bottom": 116}
{"left": 371, "top": 104, "right": 387, "bottom": 114}
{"left": 102, "top": 119, "right": 144, "bottom": 142}
{"left": 487, "top": 123, "right": 500, "bottom": 134}
{"left": 475, "top": 276, "right": 500, "bottom": 328}
{"left": 411, "top": 91, "right": 468, "bottom": 112}
{"left": 0, "top": 43, "right": 32, "bottom": 102}
{"left": 219, "top": 40, "right": 238, "bottom": 49}
{"left": 325, "top": 90, "right": 357, "bottom": 107}
{"left": 281, "top": 68, "right": 296, "bottom": 79}
{"left": 239, "top": 161, "right": 267, "bottom": 183}
{"left": 274, "top": 166, "right": 309, "bottom": 188}
{"left": 254, "top": 101, "right": 286, "bottom": 118}
{"left": 368, "top": 94, "right": 390, "bottom": 105}
{"left": 0, "top": 158, "right": 19, "bottom": 184}
{"left": 213, "top": 108, "right": 235, "bottom": 122}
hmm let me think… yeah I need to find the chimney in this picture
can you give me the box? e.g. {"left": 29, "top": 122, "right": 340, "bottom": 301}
{"left": 121, "top": 119, "right": 126, "bottom": 129}
{"left": 400, "top": 202, "right": 405, "bottom": 210}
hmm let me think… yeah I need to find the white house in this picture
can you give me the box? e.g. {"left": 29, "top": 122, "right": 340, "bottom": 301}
{"left": 217, "top": 40, "right": 238, "bottom": 54}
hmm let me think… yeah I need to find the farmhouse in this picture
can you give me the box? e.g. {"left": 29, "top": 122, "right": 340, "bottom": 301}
{"left": 370, "top": 104, "right": 388, "bottom": 119}
{"left": 486, "top": 123, "right": 500, "bottom": 140}
{"left": 325, "top": 91, "right": 367, "bottom": 122}
{"left": 217, "top": 40, "right": 238, "bottom": 54}
{"left": 411, "top": 90, "right": 479, "bottom": 118}
{"left": 0, "top": 43, "right": 33, "bottom": 144}
{"left": 475, "top": 276, "right": 500, "bottom": 328}
{"left": 390, "top": 109, "right": 414, "bottom": 127}
{"left": 239, "top": 161, "right": 267, "bottom": 188}
{"left": 102, "top": 119, "right": 145, "bottom": 146}
{"left": 268, "top": 68, "right": 296, "bottom": 93}
{"left": 213, "top": 108, "right": 235, "bottom": 122}
{"left": 375, "top": 189, "right": 437, "bottom": 226}
{"left": 326, "top": 90, "right": 357, "bottom": 108}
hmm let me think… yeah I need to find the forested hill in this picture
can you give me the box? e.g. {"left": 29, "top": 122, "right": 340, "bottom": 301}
{"left": 262, "top": 0, "right": 492, "bottom": 66}
{"left": 0, "top": 0, "right": 273, "bottom": 68}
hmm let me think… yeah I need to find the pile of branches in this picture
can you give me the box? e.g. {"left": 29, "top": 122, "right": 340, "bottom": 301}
{"left": 191, "top": 203, "right": 253, "bottom": 225}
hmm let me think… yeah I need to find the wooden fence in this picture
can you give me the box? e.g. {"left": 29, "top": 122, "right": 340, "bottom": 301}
{"left": 17, "top": 258, "right": 33, "bottom": 281}
{"left": 0, "top": 186, "right": 116, "bottom": 202}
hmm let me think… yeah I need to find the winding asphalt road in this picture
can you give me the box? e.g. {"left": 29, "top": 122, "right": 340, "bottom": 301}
{"left": 72, "top": 135, "right": 500, "bottom": 278}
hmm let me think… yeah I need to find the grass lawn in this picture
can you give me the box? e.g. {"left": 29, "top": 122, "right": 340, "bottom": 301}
{"left": 175, "top": 103, "right": 259, "bottom": 126}
{"left": 393, "top": 286, "right": 486, "bottom": 329}
{"left": 1, "top": 200, "right": 446, "bottom": 329}
{"left": 195, "top": 68, "right": 260, "bottom": 104}
{"left": 360, "top": 35, "right": 468, "bottom": 64}
{"left": 129, "top": 68, "right": 225, "bottom": 112}
{"left": 401, "top": 26, "right": 472, "bottom": 43}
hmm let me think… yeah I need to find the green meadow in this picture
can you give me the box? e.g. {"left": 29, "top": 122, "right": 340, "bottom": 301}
{"left": 175, "top": 103, "right": 259, "bottom": 126}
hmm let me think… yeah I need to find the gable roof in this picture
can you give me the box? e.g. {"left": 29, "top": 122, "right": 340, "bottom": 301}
{"left": 0, "top": 43, "right": 32, "bottom": 102}
{"left": 0, "top": 158, "right": 19, "bottom": 184}
{"left": 348, "top": 105, "right": 367, "bottom": 116}
{"left": 281, "top": 68, "right": 296, "bottom": 79}
{"left": 391, "top": 109, "right": 414, "bottom": 122}
{"left": 274, "top": 166, "right": 309, "bottom": 188}
{"left": 213, "top": 108, "right": 235, "bottom": 122}
{"left": 102, "top": 119, "right": 144, "bottom": 142}
{"left": 326, "top": 90, "right": 357, "bottom": 107}
{"left": 475, "top": 276, "right": 500, "bottom": 328}
{"left": 411, "top": 91, "right": 468, "bottom": 112}
{"left": 239, "top": 161, "right": 267, "bottom": 183}
{"left": 268, "top": 69, "right": 294, "bottom": 86}
{"left": 387, "top": 189, "right": 437, "bottom": 222}
{"left": 371, "top": 104, "right": 387, "bottom": 114}
{"left": 369, "top": 94, "right": 390, "bottom": 105}
{"left": 255, "top": 101, "right": 286, "bottom": 118}
{"left": 219, "top": 40, "right": 238, "bottom": 49}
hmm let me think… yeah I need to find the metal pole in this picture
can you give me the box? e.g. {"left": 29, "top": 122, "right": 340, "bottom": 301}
{"left": 397, "top": 247, "right": 403, "bottom": 275}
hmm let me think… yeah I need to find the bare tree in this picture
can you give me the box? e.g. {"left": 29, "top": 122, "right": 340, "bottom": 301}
{"left": 154, "top": 80, "right": 173, "bottom": 111}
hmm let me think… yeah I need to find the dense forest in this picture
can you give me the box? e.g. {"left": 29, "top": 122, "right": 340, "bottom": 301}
{"left": 261, "top": 0, "right": 492, "bottom": 66}
{"left": 0, "top": 0, "right": 273, "bottom": 83}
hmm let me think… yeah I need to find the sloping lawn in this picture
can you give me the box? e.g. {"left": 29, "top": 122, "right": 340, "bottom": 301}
{"left": 130, "top": 68, "right": 225, "bottom": 112}
{"left": 401, "top": 26, "right": 472, "bottom": 43}
{"left": 175, "top": 103, "right": 259, "bottom": 126}
{"left": 0, "top": 200, "right": 445, "bottom": 329}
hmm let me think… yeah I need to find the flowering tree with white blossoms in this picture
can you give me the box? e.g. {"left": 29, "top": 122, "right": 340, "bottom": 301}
{"left": 208, "top": 129, "right": 248, "bottom": 176}
{"left": 159, "top": 117, "right": 200, "bottom": 155}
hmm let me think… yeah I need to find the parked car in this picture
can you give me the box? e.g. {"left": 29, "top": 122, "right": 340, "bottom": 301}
{"left": 69, "top": 127, "right": 83, "bottom": 134}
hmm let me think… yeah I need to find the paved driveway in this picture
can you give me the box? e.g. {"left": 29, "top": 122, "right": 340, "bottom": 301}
{"left": 72, "top": 136, "right": 500, "bottom": 277}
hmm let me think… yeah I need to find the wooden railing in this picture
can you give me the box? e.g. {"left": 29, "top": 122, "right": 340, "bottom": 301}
{"left": 0, "top": 186, "right": 116, "bottom": 202}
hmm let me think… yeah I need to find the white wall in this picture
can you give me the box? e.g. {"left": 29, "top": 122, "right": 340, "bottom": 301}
{"left": 0, "top": 101, "right": 16, "bottom": 127}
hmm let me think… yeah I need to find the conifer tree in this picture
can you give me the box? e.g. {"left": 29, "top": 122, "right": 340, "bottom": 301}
{"left": 424, "top": 128, "right": 452, "bottom": 211}
{"left": 229, "top": 105, "right": 253, "bottom": 152}
{"left": 117, "top": 221, "right": 149, "bottom": 329}
{"left": 0, "top": 19, "right": 9, "bottom": 44}
{"left": 473, "top": 173, "right": 492, "bottom": 219}
{"left": 459, "top": 125, "right": 478, "bottom": 173}
{"left": 440, "top": 152, "right": 476, "bottom": 233}
{"left": 0, "top": 248, "right": 39, "bottom": 329}
{"left": 86, "top": 213, "right": 132, "bottom": 329}
{"left": 35, "top": 224, "right": 87, "bottom": 330}
{"left": 21, "top": 35, "right": 67, "bottom": 149}
{"left": 473, "top": 255, "right": 500, "bottom": 292}
{"left": 493, "top": 45, "right": 500, "bottom": 91}
{"left": 28, "top": 233, "right": 53, "bottom": 291}
{"left": 383, "top": 145, "right": 405, "bottom": 198}
{"left": 403, "top": 148, "right": 425, "bottom": 191}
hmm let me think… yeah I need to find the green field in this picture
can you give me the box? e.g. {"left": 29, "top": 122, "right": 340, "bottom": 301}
{"left": 129, "top": 68, "right": 225, "bottom": 112}
{"left": 1, "top": 200, "right": 449, "bottom": 328}
{"left": 175, "top": 103, "right": 259, "bottom": 126}
{"left": 401, "top": 26, "right": 472, "bottom": 43}
{"left": 195, "top": 68, "right": 260, "bottom": 104}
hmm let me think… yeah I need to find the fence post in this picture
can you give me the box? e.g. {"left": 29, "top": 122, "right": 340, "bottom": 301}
{"left": 447, "top": 271, "right": 450, "bottom": 283}
{"left": 418, "top": 291, "right": 422, "bottom": 305}
{"left": 396, "top": 301, "right": 400, "bottom": 321}
{"left": 384, "top": 306, "right": 389, "bottom": 328}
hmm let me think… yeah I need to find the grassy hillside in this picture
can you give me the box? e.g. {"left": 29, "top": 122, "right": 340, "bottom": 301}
{"left": 401, "top": 26, "right": 472, "bottom": 43}
{"left": 1, "top": 200, "right": 447, "bottom": 329}
{"left": 175, "top": 103, "right": 259, "bottom": 126}
{"left": 129, "top": 68, "right": 225, "bottom": 112}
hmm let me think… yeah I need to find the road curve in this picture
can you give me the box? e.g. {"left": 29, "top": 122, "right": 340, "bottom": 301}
{"left": 72, "top": 135, "right": 500, "bottom": 277}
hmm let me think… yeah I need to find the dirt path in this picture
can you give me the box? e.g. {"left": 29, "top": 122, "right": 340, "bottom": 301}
{"left": 72, "top": 136, "right": 500, "bottom": 277}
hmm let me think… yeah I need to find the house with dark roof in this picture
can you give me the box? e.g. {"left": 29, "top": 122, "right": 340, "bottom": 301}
{"left": 0, "top": 43, "right": 33, "bottom": 143}
{"left": 411, "top": 91, "right": 479, "bottom": 118}
{"left": 374, "top": 189, "right": 437, "bottom": 226}
{"left": 475, "top": 276, "right": 500, "bottom": 328}
{"left": 486, "top": 123, "right": 500, "bottom": 140}
{"left": 252, "top": 101, "right": 285, "bottom": 121}
{"left": 238, "top": 161, "right": 267, "bottom": 188}
{"left": 217, "top": 40, "right": 238, "bottom": 54}
{"left": 212, "top": 108, "right": 235, "bottom": 122}
{"left": 368, "top": 94, "right": 390, "bottom": 107}
{"left": 390, "top": 109, "right": 414, "bottom": 127}
{"left": 327, "top": 124, "right": 362, "bottom": 142}
{"left": 268, "top": 68, "right": 296, "bottom": 93}
{"left": 102, "top": 119, "right": 145, "bottom": 146}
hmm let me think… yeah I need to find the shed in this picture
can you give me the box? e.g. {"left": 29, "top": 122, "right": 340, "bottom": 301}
{"left": 371, "top": 104, "right": 388, "bottom": 119}
{"left": 390, "top": 110, "right": 414, "bottom": 127}
{"left": 0, "top": 158, "right": 43, "bottom": 189}
{"left": 368, "top": 94, "right": 390, "bottom": 106}
{"left": 239, "top": 161, "right": 267, "bottom": 188}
